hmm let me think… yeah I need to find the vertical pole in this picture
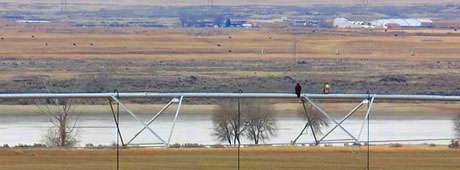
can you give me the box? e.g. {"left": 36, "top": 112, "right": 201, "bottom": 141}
{"left": 116, "top": 96, "right": 120, "bottom": 170}
{"left": 237, "top": 91, "right": 241, "bottom": 170}
{"left": 367, "top": 95, "right": 371, "bottom": 170}
{"left": 167, "top": 96, "right": 184, "bottom": 146}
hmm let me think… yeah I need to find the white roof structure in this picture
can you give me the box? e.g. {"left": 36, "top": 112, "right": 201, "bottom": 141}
{"left": 371, "top": 18, "right": 433, "bottom": 28}
{"left": 333, "top": 18, "right": 373, "bottom": 29}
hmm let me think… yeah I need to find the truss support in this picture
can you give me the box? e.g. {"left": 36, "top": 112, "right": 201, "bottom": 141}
{"left": 125, "top": 99, "right": 175, "bottom": 145}
{"left": 111, "top": 96, "right": 167, "bottom": 145}
{"left": 317, "top": 100, "right": 366, "bottom": 144}
{"left": 302, "top": 96, "right": 359, "bottom": 143}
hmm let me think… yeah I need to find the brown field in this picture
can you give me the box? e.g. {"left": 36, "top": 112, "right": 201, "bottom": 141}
{"left": 0, "top": 22, "right": 459, "bottom": 97}
{"left": 1, "top": 24, "right": 460, "bottom": 61}
{"left": 1, "top": 146, "right": 459, "bottom": 170}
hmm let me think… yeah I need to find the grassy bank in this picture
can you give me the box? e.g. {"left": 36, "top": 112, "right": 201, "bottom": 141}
{"left": 0, "top": 146, "right": 459, "bottom": 170}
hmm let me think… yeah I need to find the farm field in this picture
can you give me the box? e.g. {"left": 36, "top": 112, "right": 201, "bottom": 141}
{"left": 1, "top": 146, "right": 459, "bottom": 170}
{"left": 0, "top": 23, "right": 459, "bottom": 95}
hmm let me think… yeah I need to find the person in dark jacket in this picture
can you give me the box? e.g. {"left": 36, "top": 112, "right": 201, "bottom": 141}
{"left": 295, "top": 82, "right": 302, "bottom": 98}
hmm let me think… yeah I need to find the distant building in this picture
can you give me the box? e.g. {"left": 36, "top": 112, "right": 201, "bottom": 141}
{"left": 371, "top": 18, "right": 433, "bottom": 29}
{"left": 333, "top": 17, "right": 433, "bottom": 29}
{"left": 16, "top": 19, "right": 50, "bottom": 23}
{"left": 333, "top": 18, "right": 373, "bottom": 28}
{"left": 224, "top": 19, "right": 253, "bottom": 28}
{"left": 290, "top": 19, "right": 320, "bottom": 27}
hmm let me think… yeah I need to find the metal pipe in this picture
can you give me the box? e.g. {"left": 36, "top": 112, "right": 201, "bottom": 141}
{"left": 0, "top": 93, "right": 459, "bottom": 101}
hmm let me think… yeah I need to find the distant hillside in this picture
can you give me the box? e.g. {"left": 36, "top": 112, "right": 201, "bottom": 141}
{"left": 2, "top": 0, "right": 460, "bottom": 6}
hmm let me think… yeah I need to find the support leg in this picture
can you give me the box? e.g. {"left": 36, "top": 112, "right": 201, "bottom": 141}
{"left": 358, "top": 96, "right": 375, "bottom": 141}
{"left": 109, "top": 99, "right": 125, "bottom": 146}
{"left": 167, "top": 96, "right": 184, "bottom": 146}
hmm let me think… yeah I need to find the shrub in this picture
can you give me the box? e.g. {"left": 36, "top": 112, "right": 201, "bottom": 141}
{"left": 389, "top": 143, "right": 403, "bottom": 148}
{"left": 209, "top": 144, "right": 225, "bottom": 148}
{"left": 85, "top": 143, "right": 95, "bottom": 148}
{"left": 169, "top": 143, "right": 181, "bottom": 148}
{"left": 182, "top": 143, "right": 205, "bottom": 148}
{"left": 32, "top": 143, "right": 47, "bottom": 148}
{"left": 448, "top": 140, "right": 459, "bottom": 149}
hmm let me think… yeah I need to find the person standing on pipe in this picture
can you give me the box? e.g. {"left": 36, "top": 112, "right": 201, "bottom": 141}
{"left": 295, "top": 82, "right": 302, "bottom": 98}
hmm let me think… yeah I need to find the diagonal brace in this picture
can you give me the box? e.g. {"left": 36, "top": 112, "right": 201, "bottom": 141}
{"left": 126, "top": 99, "right": 175, "bottom": 145}
{"left": 111, "top": 96, "right": 167, "bottom": 145}
{"left": 317, "top": 100, "right": 366, "bottom": 144}
{"left": 303, "top": 96, "right": 359, "bottom": 142}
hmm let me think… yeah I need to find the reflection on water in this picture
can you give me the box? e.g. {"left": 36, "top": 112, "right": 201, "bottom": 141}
{"left": 0, "top": 115, "right": 456, "bottom": 146}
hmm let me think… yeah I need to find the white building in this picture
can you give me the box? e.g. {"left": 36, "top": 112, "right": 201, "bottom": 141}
{"left": 333, "top": 18, "right": 374, "bottom": 28}
{"left": 371, "top": 18, "right": 433, "bottom": 29}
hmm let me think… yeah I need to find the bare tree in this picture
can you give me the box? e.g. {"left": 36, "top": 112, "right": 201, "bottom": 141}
{"left": 36, "top": 79, "right": 78, "bottom": 147}
{"left": 38, "top": 99, "right": 78, "bottom": 147}
{"left": 212, "top": 100, "right": 244, "bottom": 146}
{"left": 213, "top": 100, "right": 278, "bottom": 145}
{"left": 243, "top": 102, "right": 277, "bottom": 144}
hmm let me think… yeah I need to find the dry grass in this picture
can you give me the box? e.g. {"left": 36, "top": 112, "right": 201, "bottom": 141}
{"left": 1, "top": 146, "right": 459, "bottom": 170}
{"left": 1, "top": 26, "right": 460, "bottom": 61}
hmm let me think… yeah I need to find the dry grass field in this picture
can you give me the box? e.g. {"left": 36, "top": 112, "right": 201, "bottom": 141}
{"left": 1, "top": 24, "right": 460, "bottom": 60}
{"left": 0, "top": 22, "right": 459, "bottom": 96}
{"left": 1, "top": 146, "right": 459, "bottom": 170}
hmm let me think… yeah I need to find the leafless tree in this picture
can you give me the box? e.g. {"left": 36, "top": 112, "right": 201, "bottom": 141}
{"left": 213, "top": 100, "right": 277, "bottom": 145}
{"left": 37, "top": 99, "right": 78, "bottom": 147}
{"left": 243, "top": 102, "right": 277, "bottom": 144}
{"left": 212, "top": 100, "right": 244, "bottom": 146}
{"left": 36, "top": 79, "right": 78, "bottom": 147}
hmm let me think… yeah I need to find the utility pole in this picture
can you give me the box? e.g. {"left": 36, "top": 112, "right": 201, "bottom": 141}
{"left": 292, "top": 36, "right": 298, "bottom": 65}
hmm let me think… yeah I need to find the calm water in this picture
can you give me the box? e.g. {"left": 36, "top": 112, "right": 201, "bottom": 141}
{"left": 0, "top": 115, "right": 456, "bottom": 146}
